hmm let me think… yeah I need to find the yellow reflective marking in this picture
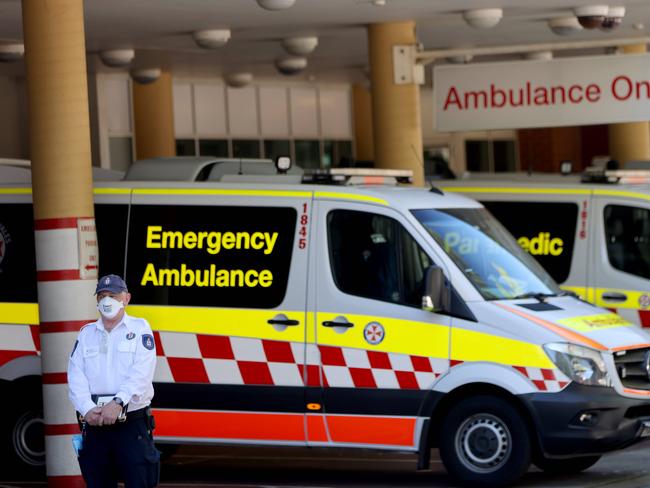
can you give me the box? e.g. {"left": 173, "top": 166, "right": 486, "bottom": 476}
{"left": 564, "top": 286, "right": 650, "bottom": 311}
{"left": 593, "top": 189, "right": 650, "bottom": 202}
{"left": 314, "top": 192, "right": 388, "bottom": 206}
{"left": 0, "top": 302, "right": 39, "bottom": 324}
{"left": 316, "top": 312, "right": 448, "bottom": 358}
{"left": 557, "top": 313, "right": 633, "bottom": 332}
{"left": 132, "top": 188, "right": 312, "bottom": 198}
{"left": 94, "top": 188, "right": 131, "bottom": 195}
{"left": 451, "top": 327, "right": 554, "bottom": 369}
{"left": 442, "top": 187, "right": 592, "bottom": 196}
{"left": 127, "top": 305, "right": 305, "bottom": 342}
{"left": 0, "top": 188, "right": 31, "bottom": 194}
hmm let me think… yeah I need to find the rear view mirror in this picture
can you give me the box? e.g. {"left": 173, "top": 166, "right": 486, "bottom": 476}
{"left": 422, "top": 265, "right": 450, "bottom": 313}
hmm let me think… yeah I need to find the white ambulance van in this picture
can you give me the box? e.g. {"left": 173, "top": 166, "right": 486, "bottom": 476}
{"left": 3, "top": 160, "right": 650, "bottom": 487}
{"left": 438, "top": 169, "right": 650, "bottom": 329}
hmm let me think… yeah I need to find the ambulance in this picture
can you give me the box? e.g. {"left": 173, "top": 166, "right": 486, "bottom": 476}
{"left": 3, "top": 158, "right": 650, "bottom": 487}
{"left": 438, "top": 168, "right": 650, "bottom": 329}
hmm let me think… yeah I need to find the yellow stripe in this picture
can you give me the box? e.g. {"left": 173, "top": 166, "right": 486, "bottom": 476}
{"left": 0, "top": 302, "right": 39, "bottom": 324}
{"left": 451, "top": 328, "right": 554, "bottom": 369}
{"left": 132, "top": 188, "right": 312, "bottom": 198}
{"left": 316, "top": 312, "right": 448, "bottom": 357}
{"left": 444, "top": 185, "right": 650, "bottom": 204}
{"left": 563, "top": 285, "right": 650, "bottom": 311}
{"left": 127, "top": 305, "right": 305, "bottom": 342}
{"left": 0, "top": 188, "right": 31, "bottom": 194}
{"left": 314, "top": 191, "right": 388, "bottom": 206}
{"left": 443, "top": 186, "right": 592, "bottom": 196}
{"left": 94, "top": 188, "right": 131, "bottom": 195}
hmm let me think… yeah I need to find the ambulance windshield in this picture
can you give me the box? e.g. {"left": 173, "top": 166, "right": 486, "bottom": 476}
{"left": 412, "top": 208, "right": 560, "bottom": 300}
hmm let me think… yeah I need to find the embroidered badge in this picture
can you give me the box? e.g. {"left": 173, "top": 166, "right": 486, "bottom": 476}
{"left": 142, "top": 334, "right": 155, "bottom": 350}
{"left": 126, "top": 332, "right": 136, "bottom": 340}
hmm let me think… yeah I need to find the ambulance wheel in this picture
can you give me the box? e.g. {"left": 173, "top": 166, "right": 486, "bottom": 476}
{"left": 439, "top": 395, "right": 531, "bottom": 487}
{"left": 3, "top": 379, "right": 46, "bottom": 478}
{"left": 533, "top": 455, "right": 601, "bottom": 474}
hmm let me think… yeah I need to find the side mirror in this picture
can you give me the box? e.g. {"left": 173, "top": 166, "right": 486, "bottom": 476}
{"left": 422, "top": 265, "right": 450, "bottom": 313}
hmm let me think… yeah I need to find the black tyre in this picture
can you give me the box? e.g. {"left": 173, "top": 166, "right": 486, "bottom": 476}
{"left": 533, "top": 455, "right": 601, "bottom": 474}
{"left": 439, "top": 395, "right": 531, "bottom": 487}
{"left": 1, "top": 378, "right": 46, "bottom": 479}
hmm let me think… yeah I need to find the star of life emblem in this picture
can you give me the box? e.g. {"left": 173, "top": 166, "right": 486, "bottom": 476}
{"left": 364, "top": 322, "right": 385, "bottom": 345}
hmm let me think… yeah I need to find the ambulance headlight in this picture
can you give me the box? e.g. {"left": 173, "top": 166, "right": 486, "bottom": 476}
{"left": 544, "top": 343, "right": 611, "bottom": 387}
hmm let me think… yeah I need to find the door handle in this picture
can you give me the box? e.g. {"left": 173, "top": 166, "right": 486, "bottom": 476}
{"left": 267, "top": 314, "right": 300, "bottom": 331}
{"left": 322, "top": 319, "right": 354, "bottom": 328}
{"left": 601, "top": 292, "right": 627, "bottom": 302}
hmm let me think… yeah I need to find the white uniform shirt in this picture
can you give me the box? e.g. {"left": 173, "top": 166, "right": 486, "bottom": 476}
{"left": 68, "top": 312, "right": 156, "bottom": 416}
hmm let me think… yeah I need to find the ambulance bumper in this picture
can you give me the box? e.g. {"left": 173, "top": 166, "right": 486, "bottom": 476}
{"left": 521, "top": 383, "right": 650, "bottom": 457}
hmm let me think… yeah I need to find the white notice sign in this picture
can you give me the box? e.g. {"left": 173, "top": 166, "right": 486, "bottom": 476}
{"left": 433, "top": 53, "right": 650, "bottom": 132}
{"left": 78, "top": 218, "right": 98, "bottom": 279}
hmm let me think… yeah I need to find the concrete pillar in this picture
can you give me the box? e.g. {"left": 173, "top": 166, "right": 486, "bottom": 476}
{"left": 21, "top": 0, "right": 98, "bottom": 486}
{"left": 132, "top": 71, "right": 176, "bottom": 160}
{"left": 352, "top": 84, "right": 374, "bottom": 161}
{"left": 368, "top": 21, "right": 424, "bottom": 186}
{"left": 608, "top": 44, "right": 650, "bottom": 166}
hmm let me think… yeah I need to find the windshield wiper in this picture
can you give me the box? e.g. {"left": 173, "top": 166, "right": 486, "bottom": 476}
{"left": 509, "top": 292, "right": 557, "bottom": 302}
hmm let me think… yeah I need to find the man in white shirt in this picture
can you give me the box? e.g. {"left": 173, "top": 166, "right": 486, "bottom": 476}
{"left": 68, "top": 274, "right": 159, "bottom": 488}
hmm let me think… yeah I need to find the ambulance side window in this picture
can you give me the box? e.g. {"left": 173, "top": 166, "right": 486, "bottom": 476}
{"left": 95, "top": 204, "right": 128, "bottom": 278}
{"left": 0, "top": 204, "right": 37, "bottom": 303}
{"left": 327, "top": 210, "right": 432, "bottom": 307}
{"left": 604, "top": 205, "right": 650, "bottom": 279}
{"left": 481, "top": 201, "right": 578, "bottom": 284}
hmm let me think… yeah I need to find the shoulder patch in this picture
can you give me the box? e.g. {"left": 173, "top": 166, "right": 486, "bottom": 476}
{"left": 71, "top": 340, "right": 79, "bottom": 357}
{"left": 142, "top": 334, "right": 155, "bottom": 351}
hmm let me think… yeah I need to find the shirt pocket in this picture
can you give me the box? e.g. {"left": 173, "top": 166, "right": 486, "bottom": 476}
{"left": 83, "top": 347, "right": 100, "bottom": 379}
{"left": 117, "top": 340, "right": 137, "bottom": 368}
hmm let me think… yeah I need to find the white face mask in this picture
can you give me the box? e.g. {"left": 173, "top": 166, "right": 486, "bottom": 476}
{"left": 97, "top": 296, "right": 124, "bottom": 319}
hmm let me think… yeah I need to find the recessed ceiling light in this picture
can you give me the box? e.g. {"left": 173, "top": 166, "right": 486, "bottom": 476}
{"left": 275, "top": 56, "right": 307, "bottom": 75}
{"left": 131, "top": 68, "right": 161, "bottom": 85}
{"left": 281, "top": 36, "right": 318, "bottom": 56}
{"left": 256, "top": 0, "right": 296, "bottom": 11}
{"left": 601, "top": 6, "right": 625, "bottom": 31}
{"left": 462, "top": 8, "right": 503, "bottom": 29}
{"left": 0, "top": 43, "right": 24, "bottom": 62}
{"left": 193, "top": 29, "right": 231, "bottom": 49}
{"left": 573, "top": 5, "right": 609, "bottom": 29}
{"left": 548, "top": 16, "right": 583, "bottom": 36}
{"left": 225, "top": 72, "right": 253, "bottom": 88}
{"left": 99, "top": 49, "right": 135, "bottom": 68}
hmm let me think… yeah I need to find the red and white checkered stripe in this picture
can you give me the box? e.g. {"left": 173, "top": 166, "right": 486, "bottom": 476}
{"left": 513, "top": 365, "right": 570, "bottom": 392}
{"left": 0, "top": 324, "right": 40, "bottom": 368}
{"left": 153, "top": 331, "right": 449, "bottom": 390}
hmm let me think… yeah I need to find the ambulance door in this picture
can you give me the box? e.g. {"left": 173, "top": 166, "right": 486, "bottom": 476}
{"left": 479, "top": 193, "right": 588, "bottom": 296}
{"left": 125, "top": 189, "right": 311, "bottom": 445}
{"left": 309, "top": 200, "right": 451, "bottom": 450}
{"left": 592, "top": 195, "right": 650, "bottom": 326}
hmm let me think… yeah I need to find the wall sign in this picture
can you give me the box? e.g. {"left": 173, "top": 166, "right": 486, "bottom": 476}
{"left": 433, "top": 53, "right": 650, "bottom": 132}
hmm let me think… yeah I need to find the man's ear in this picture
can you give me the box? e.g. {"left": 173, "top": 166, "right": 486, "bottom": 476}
{"left": 124, "top": 292, "right": 132, "bottom": 306}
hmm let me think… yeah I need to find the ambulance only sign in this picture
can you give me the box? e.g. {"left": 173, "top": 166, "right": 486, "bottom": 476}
{"left": 433, "top": 52, "right": 650, "bottom": 131}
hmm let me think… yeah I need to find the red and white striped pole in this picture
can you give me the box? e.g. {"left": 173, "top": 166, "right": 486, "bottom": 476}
{"left": 21, "top": 0, "right": 97, "bottom": 486}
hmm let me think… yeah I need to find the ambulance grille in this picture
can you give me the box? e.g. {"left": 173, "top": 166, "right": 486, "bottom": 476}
{"left": 614, "top": 348, "right": 650, "bottom": 390}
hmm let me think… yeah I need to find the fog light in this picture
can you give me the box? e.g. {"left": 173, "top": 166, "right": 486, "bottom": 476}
{"left": 576, "top": 411, "right": 599, "bottom": 426}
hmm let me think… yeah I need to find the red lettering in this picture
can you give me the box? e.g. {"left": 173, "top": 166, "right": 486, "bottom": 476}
{"left": 612, "top": 75, "right": 633, "bottom": 101}
{"left": 585, "top": 83, "right": 601, "bottom": 102}
{"left": 464, "top": 90, "right": 488, "bottom": 109}
{"left": 568, "top": 85, "right": 583, "bottom": 104}
{"left": 490, "top": 84, "right": 506, "bottom": 108}
{"left": 550, "top": 85, "right": 567, "bottom": 105}
{"left": 636, "top": 80, "right": 650, "bottom": 99}
{"left": 443, "top": 86, "right": 463, "bottom": 110}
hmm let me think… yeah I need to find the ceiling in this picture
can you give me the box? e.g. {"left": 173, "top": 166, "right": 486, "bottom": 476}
{"left": 1, "top": 0, "right": 650, "bottom": 80}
